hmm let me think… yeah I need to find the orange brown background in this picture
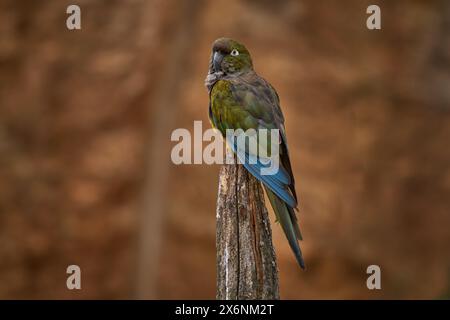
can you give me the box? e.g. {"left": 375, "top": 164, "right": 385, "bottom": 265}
{"left": 0, "top": 0, "right": 449, "bottom": 299}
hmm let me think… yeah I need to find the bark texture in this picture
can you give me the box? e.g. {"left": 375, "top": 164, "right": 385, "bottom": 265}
{"left": 216, "top": 163, "right": 279, "bottom": 300}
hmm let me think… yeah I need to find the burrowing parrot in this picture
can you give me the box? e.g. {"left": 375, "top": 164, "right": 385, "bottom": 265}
{"left": 205, "top": 38, "right": 305, "bottom": 269}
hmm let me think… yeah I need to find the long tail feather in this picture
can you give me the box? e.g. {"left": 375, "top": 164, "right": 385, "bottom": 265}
{"left": 264, "top": 186, "right": 305, "bottom": 269}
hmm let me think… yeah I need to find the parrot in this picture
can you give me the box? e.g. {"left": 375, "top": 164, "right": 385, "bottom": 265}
{"left": 205, "top": 38, "right": 305, "bottom": 269}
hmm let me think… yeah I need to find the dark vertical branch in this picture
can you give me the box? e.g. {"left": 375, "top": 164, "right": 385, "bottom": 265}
{"left": 135, "top": 0, "right": 203, "bottom": 299}
{"left": 216, "top": 162, "right": 279, "bottom": 300}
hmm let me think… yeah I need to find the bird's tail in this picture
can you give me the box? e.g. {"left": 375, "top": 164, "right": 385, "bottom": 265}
{"left": 264, "top": 186, "right": 305, "bottom": 269}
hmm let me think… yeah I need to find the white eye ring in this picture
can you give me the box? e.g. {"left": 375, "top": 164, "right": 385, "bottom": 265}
{"left": 230, "top": 49, "right": 239, "bottom": 56}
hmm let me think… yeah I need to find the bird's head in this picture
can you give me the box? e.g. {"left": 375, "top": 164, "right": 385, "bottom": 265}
{"left": 209, "top": 38, "right": 253, "bottom": 75}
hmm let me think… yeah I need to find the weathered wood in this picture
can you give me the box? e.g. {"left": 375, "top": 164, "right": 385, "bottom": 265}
{"left": 216, "top": 162, "right": 279, "bottom": 300}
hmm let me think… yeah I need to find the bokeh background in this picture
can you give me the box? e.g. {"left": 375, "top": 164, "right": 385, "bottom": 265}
{"left": 1, "top": 0, "right": 449, "bottom": 299}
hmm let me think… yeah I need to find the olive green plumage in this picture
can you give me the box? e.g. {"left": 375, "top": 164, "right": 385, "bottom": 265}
{"left": 205, "top": 38, "right": 305, "bottom": 269}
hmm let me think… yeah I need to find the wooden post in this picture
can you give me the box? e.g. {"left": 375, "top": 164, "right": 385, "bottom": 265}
{"left": 216, "top": 162, "right": 280, "bottom": 300}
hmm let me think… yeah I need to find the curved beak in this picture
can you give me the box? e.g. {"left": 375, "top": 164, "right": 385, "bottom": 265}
{"left": 213, "top": 51, "right": 224, "bottom": 73}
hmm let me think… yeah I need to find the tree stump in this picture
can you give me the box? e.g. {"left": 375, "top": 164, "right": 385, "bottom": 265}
{"left": 216, "top": 162, "right": 280, "bottom": 300}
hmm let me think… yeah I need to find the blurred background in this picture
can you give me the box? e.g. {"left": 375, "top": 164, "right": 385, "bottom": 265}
{"left": 1, "top": 0, "right": 450, "bottom": 299}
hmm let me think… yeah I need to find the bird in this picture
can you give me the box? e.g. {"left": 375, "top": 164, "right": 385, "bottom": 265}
{"left": 205, "top": 38, "right": 305, "bottom": 269}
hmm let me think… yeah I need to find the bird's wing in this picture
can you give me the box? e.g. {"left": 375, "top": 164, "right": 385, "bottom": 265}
{"left": 209, "top": 75, "right": 298, "bottom": 208}
{"left": 209, "top": 75, "right": 304, "bottom": 268}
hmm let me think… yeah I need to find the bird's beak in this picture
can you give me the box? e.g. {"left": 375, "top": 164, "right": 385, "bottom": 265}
{"left": 213, "top": 51, "right": 224, "bottom": 73}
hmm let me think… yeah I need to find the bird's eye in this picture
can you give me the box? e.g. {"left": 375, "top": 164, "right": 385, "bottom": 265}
{"left": 230, "top": 49, "right": 239, "bottom": 56}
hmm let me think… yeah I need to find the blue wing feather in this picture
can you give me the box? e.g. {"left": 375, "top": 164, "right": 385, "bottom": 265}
{"left": 228, "top": 137, "right": 297, "bottom": 208}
